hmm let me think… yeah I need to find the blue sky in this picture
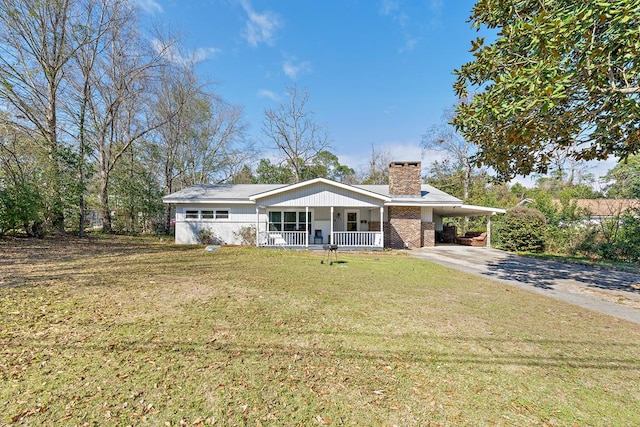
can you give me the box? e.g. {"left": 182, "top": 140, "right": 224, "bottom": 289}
{"left": 136, "top": 0, "right": 482, "bottom": 172}
{"left": 136, "top": 0, "right": 616, "bottom": 184}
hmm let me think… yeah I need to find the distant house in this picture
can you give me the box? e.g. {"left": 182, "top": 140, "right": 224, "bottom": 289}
{"left": 552, "top": 199, "right": 639, "bottom": 221}
{"left": 162, "top": 161, "right": 505, "bottom": 248}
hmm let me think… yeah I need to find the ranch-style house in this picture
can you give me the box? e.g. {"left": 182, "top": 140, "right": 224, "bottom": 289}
{"left": 163, "top": 161, "right": 505, "bottom": 249}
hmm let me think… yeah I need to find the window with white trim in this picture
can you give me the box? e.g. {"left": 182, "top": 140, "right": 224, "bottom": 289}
{"left": 184, "top": 209, "right": 229, "bottom": 220}
{"left": 268, "top": 210, "right": 311, "bottom": 231}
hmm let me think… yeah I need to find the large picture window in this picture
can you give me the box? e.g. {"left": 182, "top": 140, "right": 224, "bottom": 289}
{"left": 268, "top": 211, "right": 282, "bottom": 231}
{"left": 268, "top": 210, "right": 311, "bottom": 231}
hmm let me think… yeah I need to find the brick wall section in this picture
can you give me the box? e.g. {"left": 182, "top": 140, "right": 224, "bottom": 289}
{"left": 388, "top": 206, "right": 422, "bottom": 249}
{"left": 368, "top": 221, "right": 380, "bottom": 232}
{"left": 422, "top": 221, "right": 435, "bottom": 247}
{"left": 388, "top": 161, "right": 422, "bottom": 196}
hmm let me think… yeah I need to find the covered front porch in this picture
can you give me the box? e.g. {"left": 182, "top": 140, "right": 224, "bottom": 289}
{"left": 249, "top": 178, "right": 390, "bottom": 249}
{"left": 256, "top": 206, "right": 385, "bottom": 249}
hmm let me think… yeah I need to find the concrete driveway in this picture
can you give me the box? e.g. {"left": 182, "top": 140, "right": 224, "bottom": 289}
{"left": 410, "top": 245, "right": 640, "bottom": 324}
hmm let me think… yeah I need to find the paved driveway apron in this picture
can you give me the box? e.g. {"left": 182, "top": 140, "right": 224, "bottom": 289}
{"left": 410, "top": 246, "right": 640, "bottom": 324}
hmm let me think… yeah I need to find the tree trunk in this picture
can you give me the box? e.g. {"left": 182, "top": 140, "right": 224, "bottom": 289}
{"left": 164, "top": 171, "right": 173, "bottom": 233}
{"left": 47, "top": 82, "right": 65, "bottom": 232}
{"left": 100, "top": 168, "right": 112, "bottom": 233}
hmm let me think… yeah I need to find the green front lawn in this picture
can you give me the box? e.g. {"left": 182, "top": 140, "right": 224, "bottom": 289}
{"left": 1, "top": 237, "right": 639, "bottom": 425}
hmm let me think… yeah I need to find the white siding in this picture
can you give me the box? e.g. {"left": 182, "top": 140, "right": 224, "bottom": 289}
{"left": 258, "top": 182, "right": 384, "bottom": 208}
{"left": 421, "top": 206, "right": 433, "bottom": 222}
{"left": 175, "top": 222, "right": 253, "bottom": 245}
{"left": 174, "top": 204, "right": 256, "bottom": 244}
{"left": 314, "top": 207, "right": 331, "bottom": 221}
{"left": 370, "top": 207, "right": 387, "bottom": 222}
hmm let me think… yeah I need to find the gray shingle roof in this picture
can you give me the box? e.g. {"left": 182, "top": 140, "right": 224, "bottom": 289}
{"left": 162, "top": 182, "right": 461, "bottom": 204}
{"left": 162, "top": 184, "right": 284, "bottom": 203}
{"left": 355, "top": 184, "right": 461, "bottom": 203}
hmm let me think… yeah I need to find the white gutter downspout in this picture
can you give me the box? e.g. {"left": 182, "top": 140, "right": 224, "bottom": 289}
{"left": 487, "top": 214, "right": 491, "bottom": 248}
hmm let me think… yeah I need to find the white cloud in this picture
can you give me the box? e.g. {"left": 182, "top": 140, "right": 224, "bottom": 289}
{"left": 383, "top": 105, "right": 397, "bottom": 115}
{"left": 426, "top": 0, "right": 444, "bottom": 31}
{"left": 399, "top": 37, "right": 418, "bottom": 54}
{"left": 152, "top": 39, "right": 220, "bottom": 66}
{"left": 133, "top": 0, "right": 163, "bottom": 14}
{"left": 257, "top": 89, "right": 280, "bottom": 102}
{"left": 378, "top": 0, "right": 399, "bottom": 16}
{"left": 192, "top": 47, "right": 221, "bottom": 63}
{"left": 239, "top": 0, "right": 282, "bottom": 47}
{"left": 429, "top": 0, "right": 443, "bottom": 14}
{"left": 378, "top": 1, "right": 419, "bottom": 53}
{"left": 283, "top": 59, "right": 312, "bottom": 79}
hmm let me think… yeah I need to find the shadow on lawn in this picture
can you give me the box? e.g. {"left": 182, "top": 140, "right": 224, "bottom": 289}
{"left": 483, "top": 253, "right": 640, "bottom": 294}
{"left": 0, "top": 237, "right": 178, "bottom": 289}
{"left": 13, "top": 333, "right": 640, "bottom": 372}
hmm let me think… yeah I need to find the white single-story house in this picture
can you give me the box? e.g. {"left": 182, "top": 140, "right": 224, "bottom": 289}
{"left": 162, "top": 161, "right": 506, "bottom": 249}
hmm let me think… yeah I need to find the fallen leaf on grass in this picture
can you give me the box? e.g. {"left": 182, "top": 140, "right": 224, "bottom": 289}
{"left": 11, "top": 406, "right": 47, "bottom": 423}
{"left": 315, "top": 414, "right": 331, "bottom": 424}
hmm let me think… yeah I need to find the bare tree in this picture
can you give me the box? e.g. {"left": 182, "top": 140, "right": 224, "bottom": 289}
{"left": 151, "top": 60, "right": 251, "bottom": 230}
{"left": 83, "top": 2, "right": 169, "bottom": 232}
{"left": 262, "top": 85, "right": 330, "bottom": 182}
{"left": 66, "top": 0, "right": 114, "bottom": 236}
{"left": 0, "top": 0, "right": 89, "bottom": 231}
{"left": 180, "top": 95, "right": 246, "bottom": 186}
{"left": 151, "top": 60, "right": 202, "bottom": 230}
{"left": 360, "top": 144, "right": 391, "bottom": 184}
{"left": 421, "top": 107, "right": 475, "bottom": 202}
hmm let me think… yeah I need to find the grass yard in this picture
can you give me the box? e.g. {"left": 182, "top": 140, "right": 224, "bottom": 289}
{"left": 1, "top": 236, "right": 640, "bottom": 426}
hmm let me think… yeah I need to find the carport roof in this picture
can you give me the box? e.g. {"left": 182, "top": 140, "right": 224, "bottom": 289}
{"left": 434, "top": 204, "right": 506, "bottom": 217}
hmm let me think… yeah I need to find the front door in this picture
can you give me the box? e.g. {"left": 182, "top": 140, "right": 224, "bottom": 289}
{"left": 345, "top": 210, "right": 358, "bottom": 232}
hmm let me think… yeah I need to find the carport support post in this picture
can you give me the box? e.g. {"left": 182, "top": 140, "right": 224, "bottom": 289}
{"left": 486, "top": 214, "right": 491, "bottom": 248}
{"left": 380, "top": 206, "right": 384, "bottom": 248}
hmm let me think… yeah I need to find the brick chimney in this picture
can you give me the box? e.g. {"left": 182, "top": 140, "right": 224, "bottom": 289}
{"left": 388, "top": 161, "right": 422, "bottom": 196}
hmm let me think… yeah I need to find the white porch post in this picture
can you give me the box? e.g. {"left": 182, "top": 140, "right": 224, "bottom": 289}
{"left": 255, "top": 206, "right": 260, "bottom": 247}
{"left": 330, "top": 206, "right": 334, "bottom": 245}
{"left": 486, "top": 214, "right": 491, "bottom": 248}
{"left": 305, "top": 206, "right": 309, "bottom": 247}
{"left": 380, "top": 206, "right": 384, "bottom": 248}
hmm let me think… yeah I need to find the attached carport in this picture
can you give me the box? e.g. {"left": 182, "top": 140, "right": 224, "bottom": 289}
{"left": 433, "top": 204, "right": 506, "bottom": 248}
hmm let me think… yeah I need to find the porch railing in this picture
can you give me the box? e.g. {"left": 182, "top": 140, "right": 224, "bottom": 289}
{"left": 258, "top": 231, "right": 383, "bottom": 248}
{"left": 332, "top": 231, "right": 382, "bottom": 247}
{"left": 259, "top": 231, "right": 307, "bottom": 246}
